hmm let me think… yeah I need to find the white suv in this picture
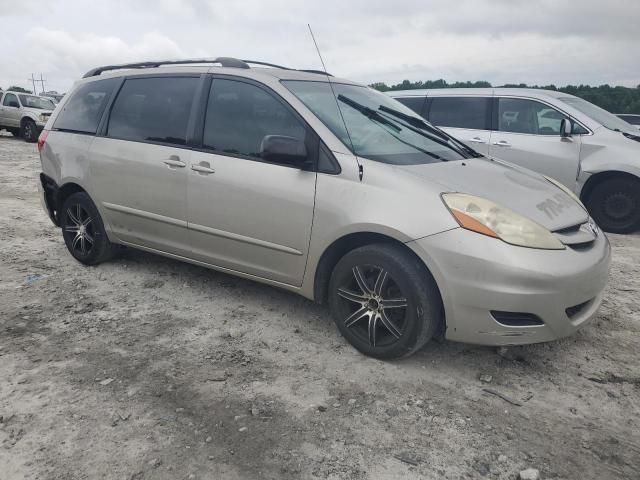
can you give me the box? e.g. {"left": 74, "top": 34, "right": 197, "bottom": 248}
{"left": 0, "top": 90, "right": 55, "bottom": 142}
{"left": 389, "top": 88, "right": 640, "bottom": 233}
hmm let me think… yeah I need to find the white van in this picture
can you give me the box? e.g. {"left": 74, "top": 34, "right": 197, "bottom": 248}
{"left": 389, "top": 88, "right": 640, "bottom": 233}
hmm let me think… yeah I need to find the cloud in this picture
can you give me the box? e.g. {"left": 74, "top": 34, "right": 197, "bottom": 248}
{"left": 0, "top": 0, "right": 638, "bottom": 93}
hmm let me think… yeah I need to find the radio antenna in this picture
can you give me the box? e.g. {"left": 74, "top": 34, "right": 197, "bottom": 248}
{"left": 307, "top": 24, "right": 363, "bottom": 181}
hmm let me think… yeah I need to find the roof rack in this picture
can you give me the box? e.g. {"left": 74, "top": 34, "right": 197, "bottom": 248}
{"left": 82, "top": 56, "right": 332, "bottom": 78}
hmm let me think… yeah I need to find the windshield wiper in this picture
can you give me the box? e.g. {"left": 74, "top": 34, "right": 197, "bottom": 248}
{"left": 378, "top": 105, "right": 482, "bottom": 158}
{"left": 337, "top": 95, "right": 401, "bottom": 132}
{"left": 338, "top": 95, "right": 444, "bottom": 161}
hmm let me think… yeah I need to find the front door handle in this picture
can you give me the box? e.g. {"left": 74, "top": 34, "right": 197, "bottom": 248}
{"left": 164, "top": 155, "right": 186, "bottom": 168}
{"left": 191, "top": 162, "right": 215, "bottom": 174}
{"left": 492, "top": 140, "right": 511, "bottom": 147}
{"left": 468, "top": 137, "right": 486, "bottom": 144}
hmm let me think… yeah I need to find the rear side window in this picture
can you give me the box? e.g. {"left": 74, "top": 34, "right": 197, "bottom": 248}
{"left": 394, "top": 97, "right": 426, "bottom": 115}
{"left": 2, "top": 93, "right": 19, "bottom": 107}
{"left": 202, "top": 78, "right": 307, "bottom": 161}
{"left": 107, "top": 76, "right": 198, "bottom": 146}
{"left": 429, "top": 97, "right": 490, "bottom": 130}
{"left": 54, "top": 78, "right": 118, "bottom": 134}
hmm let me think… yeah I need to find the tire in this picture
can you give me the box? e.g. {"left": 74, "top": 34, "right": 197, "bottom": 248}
{"left": 328, "top": 243, "right": 442, "bottom": 359}
{"left": 585, "top": 177, "right": 640, "bottom": 234}
{"left": 60, "top": 192, "right": 116, "bottom": 265}
{"left": 21, "top": 119, "right": 37, "bottom": 143}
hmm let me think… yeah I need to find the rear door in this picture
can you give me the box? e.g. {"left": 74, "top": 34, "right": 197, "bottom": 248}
{"left": 489, "top": 97, "right": 582, "bottom": 188}
{"left": 1, "top": 93, "right": 22, "bottom": 127}
{"left": 187, "top": 77, "right": 317, "bottom": 286}
{"left": 89, "top": 75, "right": 199, "bottom": 257}
{"left": 426, "top": 96, "right": 492, "bottom": 156}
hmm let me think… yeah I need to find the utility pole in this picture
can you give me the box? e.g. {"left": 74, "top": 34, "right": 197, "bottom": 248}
{"left": 28, "top": 74, "right": 37, "bottom": 94}
{"left": 38, "top": 74, "right": 46, "bottom": 94}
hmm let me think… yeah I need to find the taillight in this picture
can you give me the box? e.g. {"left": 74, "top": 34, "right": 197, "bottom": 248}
{"left": 37, "top": 129, "right": 49, "bottom": 153}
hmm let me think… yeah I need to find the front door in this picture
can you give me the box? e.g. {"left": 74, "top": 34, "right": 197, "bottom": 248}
{"left": 90, "top": 75, "right": 199, "bottom": 257}
{"left": 489, "top": 97, "right": 581, "bottom": 189}
{"left": 427, "top": 96, "right": 492, "bottom": 156}
{"left": 188, "top": 78, "right": 317, "bottom": 286}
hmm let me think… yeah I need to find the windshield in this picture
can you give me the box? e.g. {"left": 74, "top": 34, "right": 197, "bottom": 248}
{"left": 560, "top": 96, "right": 634, "bottom": 132}
{"left": 18, "top": 94, "right": 55, "bottom": 110}
{"left": 282, "top": 81, "right": 477, "bottom": 165}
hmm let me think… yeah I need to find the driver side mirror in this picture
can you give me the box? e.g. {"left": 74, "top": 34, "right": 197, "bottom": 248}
{"left": 260, "top": 135, "right": 312, "bottom": 170}
{"left": 560, "top": 118, "right": 572, "bottom": 138}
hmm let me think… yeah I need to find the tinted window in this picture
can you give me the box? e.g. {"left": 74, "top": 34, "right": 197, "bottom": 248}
{"left": 108, "top": 77, "right": 198, "bottom": 145}
{"left": 54, "top": 78, "right": 118, "bottom": 134}
{"left": 3, "top": 93, "right": 19, "bottom": 107}
{"left": 394, "top": 97, "right": 425, "bottom": 115}
{"left": 429, "top": 97, "right": 489, "bottom": 130}
{"left": 498, "top": 98, "right": 572, "bottom": 135}
{"left": 203, "top": 79, "right": 306, "bottom": 161}
{"left": 618, "top": 115, "right": 640, "bottom": 125}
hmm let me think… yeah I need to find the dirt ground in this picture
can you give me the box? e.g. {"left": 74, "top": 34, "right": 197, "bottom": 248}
{"left": 0, "top": 132, "right": 639, "bottom": 480}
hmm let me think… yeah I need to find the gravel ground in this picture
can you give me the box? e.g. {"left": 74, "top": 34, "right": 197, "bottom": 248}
{"left": 0, "top": 133, "right": 639, "bottom": 480}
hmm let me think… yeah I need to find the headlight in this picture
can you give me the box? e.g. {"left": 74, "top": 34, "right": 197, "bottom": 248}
{"left": 543, "top": 175, "right": 585, "bottom": 209}
{"left": 442, "top": 193, "right": 565, "bottom": 250}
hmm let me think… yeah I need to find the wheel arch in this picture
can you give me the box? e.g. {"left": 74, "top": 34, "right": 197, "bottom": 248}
{"left": 312, "top": 232, "right": 443, "bottom": 309}
{"left": 579, "top": 170, "right": 640, "bottom": 203}
{"left": 20, "top": 115, "right": 37, "bottom": 126}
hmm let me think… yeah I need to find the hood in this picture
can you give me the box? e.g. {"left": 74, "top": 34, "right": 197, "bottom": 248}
{"left": 398, "top": 157, "right": 588, "bottom": 231}
{"left": 24, "top": 106, "right": 54, "bottom": 117}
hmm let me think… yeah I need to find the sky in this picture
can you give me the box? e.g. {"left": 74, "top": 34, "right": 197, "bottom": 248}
{"left": 1, "top": 0, "right": 638, "bottom": 94}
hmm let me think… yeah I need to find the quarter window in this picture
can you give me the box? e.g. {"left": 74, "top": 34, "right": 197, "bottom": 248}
{"left": 108, "top": 77, "right": 198, "bottom": 145}
{"left": 2, "top": 93, "right": 19, "bottom": 107}
{"left": 203, "top": 79, "right": 306, "bottom": 161}
{"left": 429, "top": 97, "right": 490, "bottom": 130}
{"left": 54, "top": 78, "right": 119, "bottom": 134}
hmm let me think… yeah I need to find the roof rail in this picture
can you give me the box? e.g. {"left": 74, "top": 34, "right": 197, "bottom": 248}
{"left": 82, "top": 56, "right": 332, "bottom": 78}
{"left": 82, "top": 57, "right": 250, "bottom": 78}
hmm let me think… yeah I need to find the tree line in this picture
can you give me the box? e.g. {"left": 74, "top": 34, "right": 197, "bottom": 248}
{"left": 369, "top": 80, "right": 640, "bottom": 114}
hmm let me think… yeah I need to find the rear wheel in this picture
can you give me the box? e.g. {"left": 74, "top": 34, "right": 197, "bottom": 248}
{"left": 586, "top": 177, "right": 640, "bottom": 234}
{"left": 328, "top": 244, "right": 442, "bottom": 359}
{"left": 21, "top": 119, "right": 37, "bottom": 143}
{"left": 60, "top": 192, "right": 116, "bottom": 265}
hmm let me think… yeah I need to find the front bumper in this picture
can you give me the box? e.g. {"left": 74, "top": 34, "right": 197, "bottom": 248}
{"left": 407, "top": 227, "right": 611, "bottom": 346}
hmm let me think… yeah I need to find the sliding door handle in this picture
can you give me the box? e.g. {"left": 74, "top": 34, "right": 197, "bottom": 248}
{"left": 191, "top": 163, "right": 215, "bottom": 174}
{"left": 164, "top": 155, "right": 186, "bottom": 168}
{"left": 492, "top": 140, "right": 511, "bottom": 147}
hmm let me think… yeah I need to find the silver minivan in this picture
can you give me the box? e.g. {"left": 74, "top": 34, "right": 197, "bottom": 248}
{"left": 38, "top": 59, "right": 610, "bottom": 359}
{"left": 389, "top": 88, "right": 640, "bottom": 233}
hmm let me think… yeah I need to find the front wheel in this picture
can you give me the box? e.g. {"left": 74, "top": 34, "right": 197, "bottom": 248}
{"left": 21, "top": 119, "right": 38, "bottom": 143}
{"left": 328, "top": 244, "right": 442, "bottom": 359}
{"left": 60, "top": 192, "right": 116, "bottom": 265}
{"left": 586, "top": 177, "right": 640, "bottom": 234}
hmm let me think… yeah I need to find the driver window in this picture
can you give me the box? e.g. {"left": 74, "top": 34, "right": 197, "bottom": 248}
{"left": 498, "top": 98, "right": 567, "bottom": 136}
{"left": 203, "top": 79, "right": 306, "bottom": 162}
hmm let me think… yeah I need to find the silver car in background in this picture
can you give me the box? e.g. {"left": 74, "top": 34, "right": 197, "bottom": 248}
{"left": 37, "top": 58, "right": 610, "bottom": 359}
{"left": 390, "top": 88, "right": 640, "bottom": 233}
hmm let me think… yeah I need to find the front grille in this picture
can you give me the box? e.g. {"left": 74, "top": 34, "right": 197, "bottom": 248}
{"left": 566, "top": 299, "right": 592, "bottom": 319}
{"left": 553, "top": 221, "right": 597, "bottom": 248}
{"left": 490, "top": 311, "right": 544, "bottom": 327}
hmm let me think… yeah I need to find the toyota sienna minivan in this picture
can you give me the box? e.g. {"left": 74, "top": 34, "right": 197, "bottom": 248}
{"left": 389, "top": 88, "right": 640, "bottom": 233}
{"left": 37, "top": 58, "right": 611, "bottom": 359}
